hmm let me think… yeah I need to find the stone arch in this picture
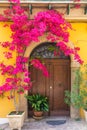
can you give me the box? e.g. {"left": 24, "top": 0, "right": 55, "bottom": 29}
{"left": 24, "top": 35, "right": 80, "bottom": 67}
{"left": 19, "top": 34, "right": 80, "bottom": 119}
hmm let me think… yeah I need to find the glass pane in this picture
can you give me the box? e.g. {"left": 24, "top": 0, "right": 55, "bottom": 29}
{"left": 30, "top": 42, "right": 69, "bottom": 59}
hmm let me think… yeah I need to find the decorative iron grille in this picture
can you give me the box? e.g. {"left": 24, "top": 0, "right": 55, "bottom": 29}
{"left": 30, "top": 42, "right": 69, "bottom": 59}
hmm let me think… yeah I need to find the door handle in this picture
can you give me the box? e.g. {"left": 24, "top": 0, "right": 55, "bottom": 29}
{"left": 50, "top": 86, "right": 52, "bottom": 89}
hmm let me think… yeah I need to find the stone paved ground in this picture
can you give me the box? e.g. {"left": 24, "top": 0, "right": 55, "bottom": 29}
{"left": 0, "top": 117, "right": 87, "bottom": 130}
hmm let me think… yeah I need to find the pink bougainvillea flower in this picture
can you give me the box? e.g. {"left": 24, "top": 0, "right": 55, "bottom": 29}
{"left": 3, "top": 24, "right": 9, "bottom": 28}
{"left": 7, "top": 96, "right": 11, "bottom": 100}
{"left": 17, "top": 87, "right": 24, "bottom": 94}
{"left": 4, "top": 9, "right": 12, "bottom": 17}
{"left": 23, "top": 84, "right": 32, "bottom": 91}
{"left": 9, "top": 45, "right": 15, "bottom": 50}
{"left": 22, "top": 57, "right": 28, "bottom": 63}
{"left": 7, "top": 95, "right": 14, "bottom": 100}
{"left": 3, "top": 52, "right": 12, "bottom": 59}
{"left": 24, "top": 78, "right": 30, "bottom": 83}
{"left": 0, "top": 2, "right": 83, "bottom": 99}
{"left": 42, "top": 67, "right": 49, "bottom": 77}
{"left": 1, "top": 42, "right": 10, "bottom": 48}
{"left": 0, "top": 90, "right": 3, "bottom": 95}
{"left": 18, "top": 91, "right": 24, "bottom": 94}
{"left": 75, "top": 47, "right": 80, "bottom": 51}
{"left": 8, "top": 0, "right": 20, "bottom": 4}
{"left": 24, "top": 72, "right": 29, "bottom": 76}
{"left": 0, "top": 63, "right": 6, "bottom": 70}
{"left": 74, "top": 0, "right": 80, "bottom": 2}
{"left": 1, "top": 65, "right": 14, "bottom": 75}
{"left": 0, "top": 14, "right": 9, "bottom": 21}
{"left": 74, "top": 4, "right": 81, "bottom": 8}
{"left": 31, "top": 59, "right": 49, "bottom": 77}
{"left": 6, "top": 78, "right": 13, "bottom": 82}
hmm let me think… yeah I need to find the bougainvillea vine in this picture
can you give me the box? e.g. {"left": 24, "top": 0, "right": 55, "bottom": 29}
{"left": 0, "top": 0, "right": 83, "bottom": 110}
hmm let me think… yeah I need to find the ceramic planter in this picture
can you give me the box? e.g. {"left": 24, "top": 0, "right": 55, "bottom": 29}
{"left": 83, "top": 109, "right": 87, "bottom": 121}
{"left": 7, "top": 111, "right": 25, "bottom": 130}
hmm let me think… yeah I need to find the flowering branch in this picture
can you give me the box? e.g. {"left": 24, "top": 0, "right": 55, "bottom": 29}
{"left": 0, "top": 0, "right": 83, "bottom": 111}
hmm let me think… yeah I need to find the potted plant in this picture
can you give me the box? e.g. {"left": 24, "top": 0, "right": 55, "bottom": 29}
{"left": 65, "top": 67, "right": 87, "bottom": 121}
{"left": 25, "top": 93, "right": 49, "bottom": 118}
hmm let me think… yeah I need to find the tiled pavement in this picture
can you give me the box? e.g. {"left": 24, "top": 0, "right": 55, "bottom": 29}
{"left": 0, "top": 117, "right": 87, "bottom": 130}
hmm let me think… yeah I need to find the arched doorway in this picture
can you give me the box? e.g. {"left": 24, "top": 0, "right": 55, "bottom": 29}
{"left": 28, "top": 42, "right": 71, "bottom": 117}
{"left": 19, "top": 35, "right": 80, "bottom": 119}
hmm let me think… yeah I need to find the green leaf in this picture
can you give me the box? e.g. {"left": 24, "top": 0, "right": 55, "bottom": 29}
{"left": 25, "top": 93, "right": 49, "bottom": 111}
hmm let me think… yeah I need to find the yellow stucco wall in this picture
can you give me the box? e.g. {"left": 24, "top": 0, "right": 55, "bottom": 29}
{"left": 70, "top": 23, "right": 87, "bottom": 63}
{"left": 0, "top": 22, "right": 15, "bottom": 117}
{"left": 0, "top": 22, "right": 87, "bottom": 118}
{"left": 70, "top": 23, "right": 87, "bottom": 118}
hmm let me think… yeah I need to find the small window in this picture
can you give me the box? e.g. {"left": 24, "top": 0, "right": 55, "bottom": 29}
{"left": 30, "top": 42, "right": 69, "bottom": 59}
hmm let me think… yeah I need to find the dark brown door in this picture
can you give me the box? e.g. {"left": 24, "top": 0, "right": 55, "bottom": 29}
{"left": 28, "top": 59, "right": 70, "bottom": 116}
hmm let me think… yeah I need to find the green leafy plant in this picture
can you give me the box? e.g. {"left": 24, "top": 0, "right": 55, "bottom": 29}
{"left": 65, "top": 68, "right": 87, "bottom": 110}
{"left": 25, "top": 93, "right": 49, "bottom": 111}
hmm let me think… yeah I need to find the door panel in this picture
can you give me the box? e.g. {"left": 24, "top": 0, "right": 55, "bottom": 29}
{"left": 50, "top": 62, "right": 70, "bottom": 115}
{"left": 28, "top": 59, "right": 70, "bottom": 116}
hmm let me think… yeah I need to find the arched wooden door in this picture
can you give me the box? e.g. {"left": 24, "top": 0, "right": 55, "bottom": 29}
{"left": 28, "top": 43, "right": 71, "bottom": 116}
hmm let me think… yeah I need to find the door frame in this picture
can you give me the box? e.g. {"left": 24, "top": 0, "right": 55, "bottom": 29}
{"left": 19, "top": 35, "right": 80, "bottom": 119}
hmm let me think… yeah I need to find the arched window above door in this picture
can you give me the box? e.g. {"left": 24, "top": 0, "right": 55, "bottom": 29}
{"left": 30, "top": 42, "right": 69, "bottom": 59}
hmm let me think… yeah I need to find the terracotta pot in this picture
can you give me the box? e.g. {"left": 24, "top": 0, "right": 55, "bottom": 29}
{"left": 34, "top": 111, "right": 43, "bottom": 117}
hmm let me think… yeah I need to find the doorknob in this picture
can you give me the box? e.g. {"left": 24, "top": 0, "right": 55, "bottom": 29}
{"left": 50, "top": 86, "right": 52, "bottom": 89}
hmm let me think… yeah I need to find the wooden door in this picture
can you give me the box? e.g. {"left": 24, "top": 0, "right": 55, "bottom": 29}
{"left": 28, "top": 59, "right": 70, "bottom": 116}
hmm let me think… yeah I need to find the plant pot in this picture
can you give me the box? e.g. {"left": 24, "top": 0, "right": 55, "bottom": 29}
{"left": 34, "top": 111, "right": 43, "bottom": 117}
{"left": 7, "top": 111, "right": 25, "bottom": 130}
{"left": 83, "top": 109, "right": 87, "bottom": 121}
